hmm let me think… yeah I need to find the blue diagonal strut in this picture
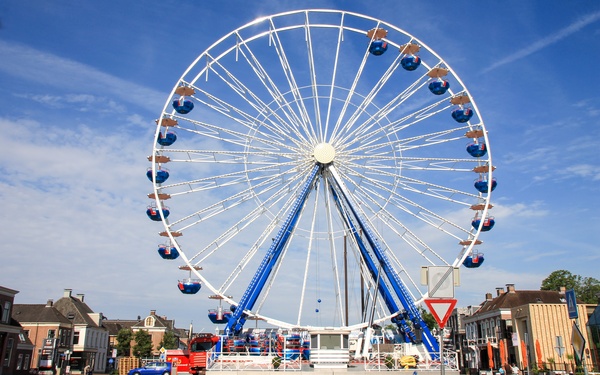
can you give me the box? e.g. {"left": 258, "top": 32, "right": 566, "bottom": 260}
{"left": 328, "top": 186, "right": 415, "bottom": 338}
{"left": 327, "top": 166, "right": 439, "bottom": 356}
{"left": 224, "top": 164, "right": 321, "bottom": 336}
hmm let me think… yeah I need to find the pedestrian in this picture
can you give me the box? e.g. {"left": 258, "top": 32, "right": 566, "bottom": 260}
{"left": 84, "top": 364, "right": 90, "bottom": 375}
{"left": 511, "top": 363, "right": 520, "bottom": 375}
{"left": 499, "top": 366, "right": 505, "bottom": 375}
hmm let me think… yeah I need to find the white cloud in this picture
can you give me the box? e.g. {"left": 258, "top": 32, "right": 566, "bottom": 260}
{"left": 0, "top": 40, "right": 165, "bottom": 113}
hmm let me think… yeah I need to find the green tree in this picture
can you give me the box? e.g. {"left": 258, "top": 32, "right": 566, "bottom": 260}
{"left": 115, "top": 328, "right": 133, "bottom": 357}
{"left": 158, "top": 331, "right": 179, "bottom": 350}
{"left": 540, "top": 270, "right": 579, "bottom": 291}
{"left": 578, "top": 276, "right": 600, "bottom": 304}
{"left": 541, "top": 270, "right": 600, "bottom": 304}
{"left": 419, "top": 307, "right": 437, "bottom": 330}
{"left": 132, "top": 330, "right": 153, "bottom": 358}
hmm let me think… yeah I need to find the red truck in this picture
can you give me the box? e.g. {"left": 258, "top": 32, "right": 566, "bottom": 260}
{"left": 166, "top": 333, "right": 220, "bottom": 375}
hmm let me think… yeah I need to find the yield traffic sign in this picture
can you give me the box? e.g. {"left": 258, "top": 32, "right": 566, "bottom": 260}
{"left": 424, "top": 298, "right": 457, "bottom": 329}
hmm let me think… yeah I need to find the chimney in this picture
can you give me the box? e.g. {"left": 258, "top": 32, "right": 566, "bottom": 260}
{"left": 496, "top": 287, "right": 505, "bottom": 296}
{"left": 559, "top": 286, "right": 566, "bottom": 294}
{"left": 63, "top": 289, "right": 72, "bottom": 298}
{"left": 75, "top": 294, "right": 85, "bottom": 302}
{"left": 485, "top": 292, "right": 493, "bottom": 301}
{"left": 46, "top": 299, "right": 53, "bottom": 307}
{"left": 150, "top": 310, "right": 156, "bottom": 316}
{"left": 506, "top": 284, "right": 516, "bottom": 293}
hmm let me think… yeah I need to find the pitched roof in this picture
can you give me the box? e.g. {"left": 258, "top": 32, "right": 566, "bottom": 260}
{"left": 474, "top": 289, "right": 566, "bottom": 315}
{"left": 103, "top": 320, "right": 139, "bottom": 336}
{"left": 132, "top": 314, "right": 175, "bottom": 330}
{"left": 53, "top": 295, "right": 98, "bottom": 327}
{"left": 12, "top": 303, "right": 72, "bottom": 325}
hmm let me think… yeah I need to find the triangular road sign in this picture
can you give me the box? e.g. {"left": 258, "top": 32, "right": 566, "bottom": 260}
{"left": 424, "top": 298, "right": 457, "bottom": 329}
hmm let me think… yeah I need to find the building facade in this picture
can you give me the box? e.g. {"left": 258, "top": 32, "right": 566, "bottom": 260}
{"left": 12, "top": 299, "right": 73, "bottom": 374}
{"left": 512, "top": 301, "right": 595, "bottom": 373}
{"left": 13, "top": 289, "right": 109, "bottom": 375}
{"left": 53, "top": 289, "right": 109, "bottom": 375}
{"left": 461, "top": 285, "right": 595, "bottom": 373}
{"left": 0, "top": 286, "right": 34, "bottom": 375}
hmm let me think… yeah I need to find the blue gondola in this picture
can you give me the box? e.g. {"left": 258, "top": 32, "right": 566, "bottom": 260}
{"left": 157, "top": 245, "right": 179, "bottom": 260}
{"left": 178, "top": 279, "right": 201, "bottom": 294}
{"left": 428, "top": 80, "right": 450, "bottom": 95}
{"left": 208, "top": 308, "right": 232, "bottom": 324}
{"left": 400, "top": 55, "right": 421, "bottom": 71}
{"left": 172, "top": 97, "right": 194, "bottom": 114}
{"left": 369, "top": 40, "right": 388, "bottom": 55}
{"left": 157, "top": 131, "right": 177, "bottom": 146}
{"left": 463, "top": 254, "right": 485, "bottom": 268}
{"left": 146, "top": 168, "right": 169, "bottom": 184}
{"left": 471, "top": 217, "right": 495, "bottom": 232}
{"left": 474, "top": 178, "right": 497, "bottom": 193}
{"left": 466, "top": 143, "right": 487, "bottom": 158}
{"left": 451, "top": 107, "right": 474, "bottom": 123}
{"left": 146, "top": 207, "right": 169, "bottom": 221}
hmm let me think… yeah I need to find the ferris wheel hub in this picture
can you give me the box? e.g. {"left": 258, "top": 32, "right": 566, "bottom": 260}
{"left": 313, "top": 142, "right": 336, "bottom": 164}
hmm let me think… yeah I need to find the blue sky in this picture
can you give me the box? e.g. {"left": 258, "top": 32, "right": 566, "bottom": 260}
{"left": 2, "top": 1, "right": 600, "bottom": 332}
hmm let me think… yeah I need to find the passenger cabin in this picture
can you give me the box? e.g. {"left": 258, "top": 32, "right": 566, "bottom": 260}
{"left": 147, "top": 206, "right": 170, "bottom": 221}
{"left": 147, "top": 168, "right": 169, "bottom": 184}
{"left": 467, "top": 143, "right": 487, "bottom": 158}
{"left": 158, "top": 245, "right": 179, "bottom": 260}
{"left": 172, "top": 97, "right": 194, "bottom": 114}
{"left": 474, "top": 178, "right": 497, "bottom": 193}
{"left": 367, "top": 28, "right": 388, "bottom": 56}
{"left": 463, "top": 253, "right": 485, "bottom": 268}
{"left": 471, "top": 217, "right": 495, "bottom": 232}
{"left": 178, "top": 279, "right": 201, "bottom": 294}
{"left": 208, "top": 307, "right": 232, "bottom": 324}
{"left": 452, "top": 107, "right": 474, "bottom": 123}
{"left": 157, "top": 131, "right": 177, "bottom": 146}
{"left": 428, "top": 79, "right": 450, "bottom": 95}
{"left": 400, "top": 55, "right": 421, "bottom": 71}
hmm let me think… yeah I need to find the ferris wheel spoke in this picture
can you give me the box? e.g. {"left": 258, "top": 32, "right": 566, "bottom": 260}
{"left": 337, "top": 91, "right": 453, "bottom": 149}
{"left": 329, "top": 21, "right": 379, "bottom": 141}
{"left": 176, "top": 87, "right": 309, "bottom": 152}
{"left": 156, "top": 149, "right": 297, "bottom": 166}
{"left": 340, "top": 164, "right": 473, "bottom": 239}
{"left": 158, "top": 160, "right": 299, "bottom": 200}
{"left": 333, "top": 70, "right": 432, "bottom": 146}
{"left": 165, "top": 163, "right": 304, "bottom": 234}
{"left": 267, "top": 18, "right": 318, "bottom": 141}
{"left": 333, "top": 55, "right": 405, "bottom": 145}
{"left": 322, "top": 13, "right": 345, "bottom": 140}
{"left": 202, "top": 54, "right": 311, "bottom": 141}
{"left": 303, "top": 13, "right": 325, "bottom": 141}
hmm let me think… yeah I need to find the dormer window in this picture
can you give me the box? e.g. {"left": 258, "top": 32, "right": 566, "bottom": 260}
{"left": 145, "top": 316, "right": 155, "bottom": 327}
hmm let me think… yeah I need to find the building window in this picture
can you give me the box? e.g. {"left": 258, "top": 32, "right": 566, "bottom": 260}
{"left": 1, "top": 301, "right": 10, "bottom": 323}
{"left": 73, "top": 331, "right": 80, "bottom": 345}
{"left": 3, "top": 338, "right": 13, "bottom": 366}
{"left": 145, "top": 316, "right": 155, "bottom": 327}
{"left": 24, "top": 354, "right": 30, "bottom": 370}
{"left": 48, "top": 330, "right": 56, "bottom": 338}
{"left": 17, "top": 354, "right": 23, "bottom": 370}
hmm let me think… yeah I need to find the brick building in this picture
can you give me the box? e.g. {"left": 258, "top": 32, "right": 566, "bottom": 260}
{"left": 0, "top": 286, "right": 34, "bottom": 375}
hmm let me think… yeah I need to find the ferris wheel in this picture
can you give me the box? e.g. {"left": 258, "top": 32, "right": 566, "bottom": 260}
{"left": 147, "top": 9, "right": 495, "bottom": 351}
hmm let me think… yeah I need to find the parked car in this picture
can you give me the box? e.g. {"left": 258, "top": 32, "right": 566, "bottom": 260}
{"left": 128, "top": 362, "right": 171, "bottom": 375}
